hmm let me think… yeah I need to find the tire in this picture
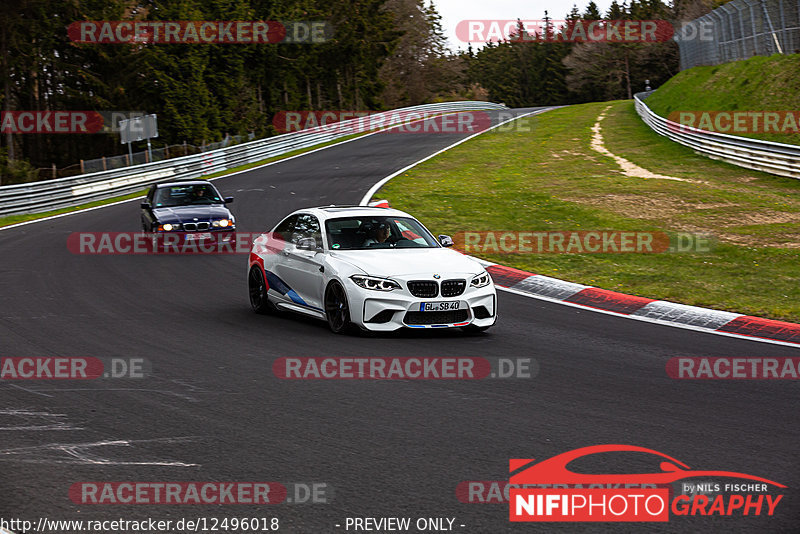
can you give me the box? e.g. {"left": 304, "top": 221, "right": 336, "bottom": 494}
{"left": 248, "top": 266, "right": 275, "bottom": 314}
{"left": 324, "top": 281, "right": 353, "bottom": 334}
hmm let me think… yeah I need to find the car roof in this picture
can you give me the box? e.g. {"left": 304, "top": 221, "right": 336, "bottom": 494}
{"left": 154, "top": 180, "right": 213, "bottom": 188}
{"left": 293, "top": 205, "right": 414, "bottom": 220}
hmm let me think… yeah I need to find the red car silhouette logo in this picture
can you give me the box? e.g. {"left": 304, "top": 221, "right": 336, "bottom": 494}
{"left": 510, "top": 444, "right": 785, "bottom": 487}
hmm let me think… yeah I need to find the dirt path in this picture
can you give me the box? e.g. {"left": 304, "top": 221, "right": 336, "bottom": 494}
{"left": 590, "top": 107, "right": 698, "bottom": 183}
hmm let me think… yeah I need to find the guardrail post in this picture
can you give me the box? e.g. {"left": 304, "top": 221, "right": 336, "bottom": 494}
{"left": 80, "top": 159, "right": 84, "bottom": 173}
{"left": 102, "top": 156, "right": 107, "bottom": 171}
{"left": 52, "top": 163, "right": 56, "bottom": 179}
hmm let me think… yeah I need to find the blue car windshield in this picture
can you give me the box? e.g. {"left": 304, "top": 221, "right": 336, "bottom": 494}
{"left": 153, "top": 184, "right": 222, "bottom": 207}
{"left": 325, "top": 216, "right": 439, "bottom": 250}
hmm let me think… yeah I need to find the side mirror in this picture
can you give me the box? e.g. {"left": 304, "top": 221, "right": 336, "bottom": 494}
{"left": 439, "top": 234, "right": 454, "bottom": 247}
{"left": 224, "top": 197, "right": 234, "bottom": 204}
{"left": 140, "top": 202, "right": 150, "bottom": 210}
{"left": 297, "top": 237, "right": 319, "bottom": 251}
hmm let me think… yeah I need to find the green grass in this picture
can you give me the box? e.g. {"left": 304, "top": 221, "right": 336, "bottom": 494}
{"left": 373, "top": 101, "right": 800, "bottom": 323}
{"left": 0, "top": 133, "right": 363, "bottom": 228}
{"left": 645, "top": 54, "right": 800, "bottom": 145}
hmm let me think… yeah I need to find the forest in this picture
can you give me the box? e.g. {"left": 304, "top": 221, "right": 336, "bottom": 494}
{"left": 0, "top": 0, "right": 715, "bottom": 182}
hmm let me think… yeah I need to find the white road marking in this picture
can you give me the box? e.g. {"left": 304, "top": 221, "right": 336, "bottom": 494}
{"left": 0, "top": 409, "right": 82, "bottom": 431}
{"left": 497, "top": 285, "right": 800, "bottom": 349}
{"left": 0, "top": 437, "right": 199, "bottom": 466}
{"left": 3, "top": 383, "right": 53, "bottom": 398}
{"left": 359, "top": 108, "right": 553, "bottom": 206}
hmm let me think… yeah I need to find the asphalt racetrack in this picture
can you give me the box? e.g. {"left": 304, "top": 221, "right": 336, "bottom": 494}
{"left": 0, "top": 108, "right": 798, "bottom": 533}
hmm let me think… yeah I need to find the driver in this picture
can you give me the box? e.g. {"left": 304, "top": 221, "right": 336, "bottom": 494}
{"left": 190, "top": 186, "right": 207, "bottom": 202}
{"left": 363, "top": 222, "right": 391, "bottom": 246}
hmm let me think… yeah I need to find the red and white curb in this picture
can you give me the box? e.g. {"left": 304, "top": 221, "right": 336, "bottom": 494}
{"left": 475, "top": 258, "right": 800, "bottom": 348}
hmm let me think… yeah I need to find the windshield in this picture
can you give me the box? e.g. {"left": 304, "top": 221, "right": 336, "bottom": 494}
{"left": 153, "top": 184, "right": 223, "bottom": 207}
{"left": 325, "top": 216, "right": 439, "bottom": 250}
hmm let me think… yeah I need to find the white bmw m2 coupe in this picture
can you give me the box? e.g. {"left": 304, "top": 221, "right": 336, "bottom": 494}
{"left": 247, "top": 206, "right": 497, "bottom": 334}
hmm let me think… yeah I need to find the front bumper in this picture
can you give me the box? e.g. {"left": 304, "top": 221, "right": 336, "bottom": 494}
{"left": 153, "top": 229, "right": 236, "bottom": 241}
{"left": 346, "top": 280, "right": 497, "bottom": 331}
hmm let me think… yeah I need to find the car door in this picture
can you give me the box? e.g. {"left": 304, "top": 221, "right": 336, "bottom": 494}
{"left": 263, "top": 214, "right": 299, "bottom": 307}
{"left": 281, "top": 214, "right": 325, "bottom": 311}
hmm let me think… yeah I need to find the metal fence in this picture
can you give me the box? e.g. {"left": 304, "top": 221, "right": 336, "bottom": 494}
{"left": 635, "top": 91, "right": 800, "bottom": 179}
{"left": 80, "top": 134, "right": 256, "bottom": 174}
{"left": 0, "top": 102, "right": 508, "bottom": 216}
{"left": 676, "top": 0, "right": 800, "bottom": 69}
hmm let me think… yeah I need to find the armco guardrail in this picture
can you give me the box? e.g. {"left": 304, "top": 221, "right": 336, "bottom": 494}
{"left": 0, "top": 101, "right": 507, "bottom": 216}
{"left": 634, "top": 92, "right": 800, "bottom": 180}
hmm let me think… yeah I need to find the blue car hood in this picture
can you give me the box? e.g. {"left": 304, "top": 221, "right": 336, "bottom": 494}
{"left": 152, "top": 205, "right": 231, "bottom": 223}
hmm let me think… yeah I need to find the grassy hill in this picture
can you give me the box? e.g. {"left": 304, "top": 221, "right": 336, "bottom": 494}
{"left": 644, "top": 54, "right": 800, "bottom": 145}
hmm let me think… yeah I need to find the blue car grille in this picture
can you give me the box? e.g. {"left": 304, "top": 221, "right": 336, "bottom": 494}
{"left": 182, "top": 222, "right": 210, "bottom": 231}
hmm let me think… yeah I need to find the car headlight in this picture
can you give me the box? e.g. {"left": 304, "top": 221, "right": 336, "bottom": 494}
{"left": 350, "top": 275, "right": 401, "bottom": 291}
{"left": 470, "top": 271, "right": 491, "bottom": 288}
{"left": 160, "top": 223, "right": 180, "bottom": 231}
{"left": 212, "top": 219, "right": 232, "bottom": 228}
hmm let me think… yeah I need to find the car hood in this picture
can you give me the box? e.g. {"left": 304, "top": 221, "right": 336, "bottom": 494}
{"left": 329, "top": 248, "right": 484, "bottom": 278}
{"left": 152, "top": 205, "right": 230, "bottom": 223}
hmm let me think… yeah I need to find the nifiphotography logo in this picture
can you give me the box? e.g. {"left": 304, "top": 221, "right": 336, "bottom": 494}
{"left": 508, "top": 444, "right": 785, "bottom": 522}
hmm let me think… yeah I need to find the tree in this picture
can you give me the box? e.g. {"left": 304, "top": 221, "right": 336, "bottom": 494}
{"left": 562, "top": 0, "right": 678, "bottom": 101}
{"left": 583, "top": 1, "right": 602, "bottom": 20}
{"left": 0, "top": 0, "right": 406, "bottom": 179}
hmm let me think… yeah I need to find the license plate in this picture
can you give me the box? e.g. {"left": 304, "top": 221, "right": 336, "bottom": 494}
{"left": 420, "top": 301, "right": 461, "bottom": 312}
{"left": 186, "top": 232, "right": 212, "bottom": 241}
